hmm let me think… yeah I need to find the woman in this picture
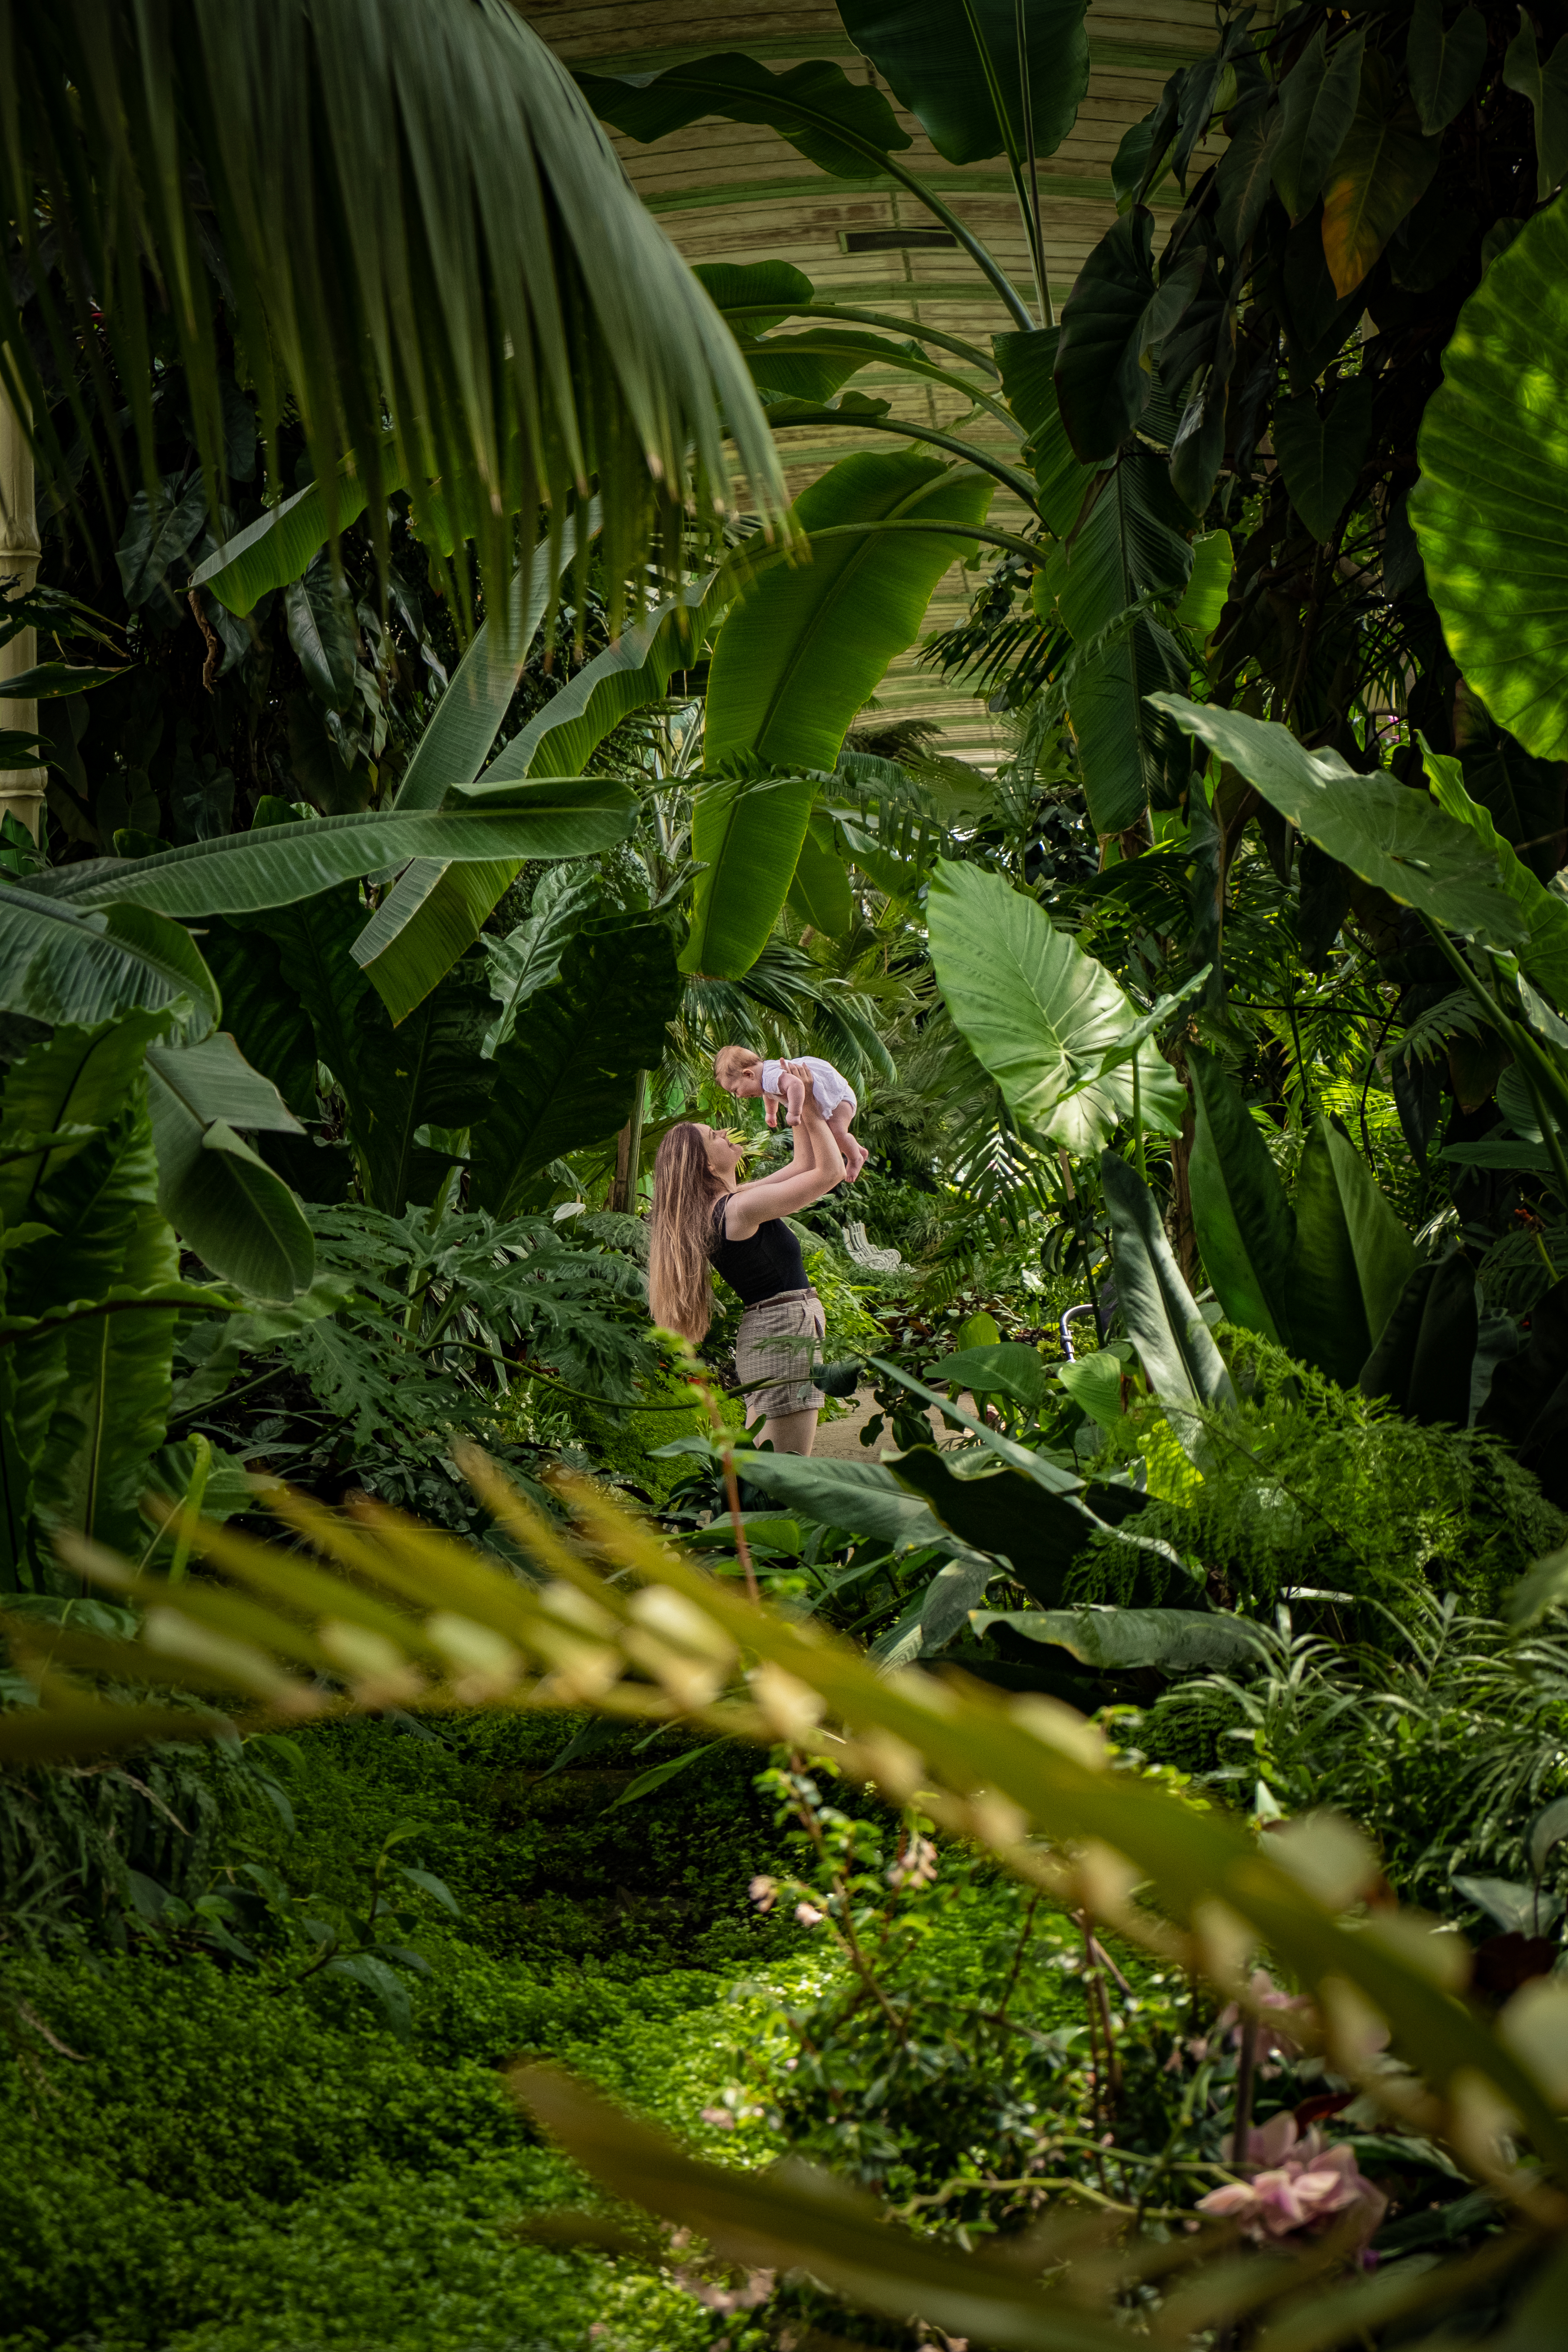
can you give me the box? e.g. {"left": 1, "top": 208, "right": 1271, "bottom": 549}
{"left": 648, "top": 1065, "right": 846, "bottom": 1455}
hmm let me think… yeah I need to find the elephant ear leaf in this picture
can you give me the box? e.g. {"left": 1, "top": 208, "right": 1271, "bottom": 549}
{"left": 927, "top": 859, "right": 1185, "bottom": 1155}
{"left": 1187, "top": 1050, "right": 1297, "bottom": 1349}
{"left": 1412, "top": 197, "right": 1568, "bottom": 763}
{"left": 1320, "top": 52, "right": 1438, "bottom": 299}
{"left": 1420, "top": 740, "right": 1568, "bottom": 1011}
{"left": 1100, "top": 1149, "right": 1237, "bottom": 1468}
{"left": 1148, "top": 697, "right": 1528, "bottom": 947}
{"left": 1286, "top": 1116, "right": 1416, "bottom": 1387}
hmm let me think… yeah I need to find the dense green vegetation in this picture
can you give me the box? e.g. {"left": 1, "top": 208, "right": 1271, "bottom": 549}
{"left": 8, "top": 2, "right": 1568, "bottom": 2346}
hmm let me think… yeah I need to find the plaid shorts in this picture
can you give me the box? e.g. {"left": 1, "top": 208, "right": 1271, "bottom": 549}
{"left": 734, "top": 1288, "right": 825, "bottom": 1421}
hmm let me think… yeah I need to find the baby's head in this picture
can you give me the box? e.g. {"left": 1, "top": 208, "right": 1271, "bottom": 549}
{"left": 714, "top": 1044, "right": 764, "bottom": 1099}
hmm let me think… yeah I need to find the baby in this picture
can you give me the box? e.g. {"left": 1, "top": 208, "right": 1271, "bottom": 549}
{"left": 713, "top": 1046, "right": 867, "bottom": 1181}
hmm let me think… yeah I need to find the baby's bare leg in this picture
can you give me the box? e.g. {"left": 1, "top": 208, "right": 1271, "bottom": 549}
{"left": 828, "top": 1102, "right": 862, "bottom": 1181}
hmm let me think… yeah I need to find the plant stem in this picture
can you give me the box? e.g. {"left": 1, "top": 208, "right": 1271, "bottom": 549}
{"left": 1132, "top": 1051, "right": 1145, "bottom": 1184}
{"left": 1230, "top": 2016, "right": 1259, "bottom": 2167}
{"left": 721, "top": 302, "right": 1000, "bottom": 374}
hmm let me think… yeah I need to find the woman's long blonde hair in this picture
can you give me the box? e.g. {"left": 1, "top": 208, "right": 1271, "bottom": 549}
{"left": 648, "top": 1122, "right": 723, "bottom": 1340}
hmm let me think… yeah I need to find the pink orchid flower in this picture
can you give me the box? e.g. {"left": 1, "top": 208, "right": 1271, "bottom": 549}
{"left": 1198, "top": 2112, "right": 1387, "bottom": 2250}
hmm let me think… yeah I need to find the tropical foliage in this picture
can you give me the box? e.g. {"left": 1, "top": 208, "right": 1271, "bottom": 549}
{"left": 9, "top": 1, "right": 1568, "bottom": 2346}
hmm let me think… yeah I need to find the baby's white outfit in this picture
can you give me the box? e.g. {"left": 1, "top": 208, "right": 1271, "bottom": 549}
{"left": 760, "top": 1055, "right": 857, "bottom": 1119}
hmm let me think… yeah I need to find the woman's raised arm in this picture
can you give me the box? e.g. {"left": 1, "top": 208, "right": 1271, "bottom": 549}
{"left": 724, "top": 1074, "right": 845, "bottom": 1237}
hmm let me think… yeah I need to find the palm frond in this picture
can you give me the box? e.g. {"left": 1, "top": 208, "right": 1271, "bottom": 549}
{"left": 0, "top": 0, "right": 787, "bottom": 622}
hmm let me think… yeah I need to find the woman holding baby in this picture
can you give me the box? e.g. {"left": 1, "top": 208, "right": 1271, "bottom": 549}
{"left": 648, "top": 1059, "right": 847, "bottom": 1456}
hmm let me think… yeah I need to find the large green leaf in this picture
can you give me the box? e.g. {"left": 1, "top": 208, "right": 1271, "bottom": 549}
{"left": 1101, "top": 1150, "right": 1237, "bottom": 1468}
{"left": 1501, "top": 12, "right": 1568, "bottom": 201}
{"left": 349, "top": 961, "right": 496, "bottom": 1215}
{"left": 1411, "top": 198, "right": 1568, "bottom": 762}
{"left": 888, "top": 1447, "right": 1149, "bottom": 1610}
{"left": 787, "top": 811, "right": 855, "bottom": 936}
{"left": 143, "top": 1036, "right": 314, "bottom": 1299}
{"left": 4, "top": 1036, "right": 182, "bottom": 1560}
{"left": 499, "top": 581, "right": 721, "bottom": 784}
{"left": 1049, "top": 452, "right": 1196, "bottom": 835}
{"left": 1273, "top": 375, "right": 1374, "bottom": 543}
{"left": 1187, "top": 1050, "right": 1297, "bottom": 1348}
{"left": 188, "top": 438, "right": 402, "bottom": 616}
{"left": 705, "top": 452, "right": 995, "bottom": 773}
{"left": 971, "top": 1606, "right": 1262, "bottom": 1672}
{"left": 20, "top": 782, "right": 637, "bottom": 918}
{"left": 837, "top": 0, "right": 1091, "bottom": 167}
{"left": 735, "top": 1452, "right": 952, "bottom": 1554}
{"left": 1287, "top": 1116, "right": 1417, "bottom": 1387}
{"left": 1148, "top": 698, "right": 1528, "bottom": 946}
{"left": 680, "top": 771, "right": 819, "bottom": 982}
{"left": 1407, "top": 0, "right": 1487, "bottom": 136}
{"left": 993, "top": 326, "right": 1094, "bottom": 537}
{"left": 926, "top": 860, "right": 1184, "bottom": 1155}
{"left": 1320, "top": 53, "right": 1439, "bottom": 298}
{"left": 686, "top": 454, "right": 992, "bottom": 979}
{"left": 1051, "top": 211, "right": 1162, "bottom": 463}
{"left": 1422, "top": 744, "right": 1568, "bottom": 1011}
{"left": 0, "top": 893, "right": 221, "bottom": 1034}
{"left": 1271, "top": 26, "right": 1366, "bottom": 222}
{"left": 3, "top": 2, "right": 785, "bottom": 627}
{"left": 469, "top": 921, "right": 682, "bottom": 1219}
{"left": 576, "top": 53, "right": 909, "bottom": 180}
{"left": 349, "top": 517, "right": 604, "bottom": 1024}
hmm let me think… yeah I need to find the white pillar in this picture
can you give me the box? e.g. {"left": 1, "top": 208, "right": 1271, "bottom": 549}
{"left": 0, "top": 382, "right": 44, "bottom": 843}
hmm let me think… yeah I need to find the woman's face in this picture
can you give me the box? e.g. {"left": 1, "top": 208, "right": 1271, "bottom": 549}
{"left": 699, "top": 1124, "right": 743, "bottom": 1182}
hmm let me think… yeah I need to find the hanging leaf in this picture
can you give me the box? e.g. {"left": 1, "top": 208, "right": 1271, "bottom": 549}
{"left": 1101, "top": 1150, "right": 1238, "bottom": 1469}
{"left": 1187, "top": 1049, "right": 1297, "bottom": 1349}
{"left": 1320, "top": 54, "right": 1440, "bottom": 299}
{"left": 18, "top": 782, "right": 637, "bottom": 918}
{"left": 704, "top": 453, "right": 996, "bottom": 774}
{"left": 284, "top": 564, "right": 359, "bottom": 710}
{"left": 685, "top": 452, "right": 993, "bottom": 978}
{"left": 927, "top": 860, "right": 1185, "bottom": 1156}
{"left": 1421, "top": 743, "right": 1568, "bottom": 1010}
{"left": 1050, "top": 453, "right": 1196, "bottom": 836}
{"left": 1272, "top": 374, "right": 1375, "bottom": 543}
{"left": 576, "top": 52, "right": 910, "bottom": 180}
{"left": 190, "top": 438, "right": 401, "bottom": 616}
{"left": 1052, "top": 211, "right": 1158, "bottom": 464}
{"left": 1271, "top": 27, "right": 1366, "bottom": 223}
{"left": 1412, "top": 200, "right": 1568, "bottom": 762}
{"left": 5, "top": 3, "right": 786, "bottom": 629}
{"left": 469, "top": 920, "right": 682, "bottom": 1219}
{"left": 787, "top": 811, "right": 855, "bottom": 937}
{"left": 1215, "top": 99, "right": 1282, "bottom": 257}
{"left": 694, "top": 259, "right": 818, "bottom": 335}
{"left": 1407, "top": 0, "right": 1488, "bottom": 135}
{"left": 1288, "top": 1116, "right": 1417, "bottom": 1387}
{"left": 1174, "top": 531, "right": 1234, "bottom": 638}
{"left": 1359, "top": 1255, "right": 1479, "bottom": 1427}
{"left": 0, "top": 895, "right": 221, "bottom": 1034}
{"left": 1147, "top": 697, "right": 1528, "bottom": 946}
{"left": 143, "top": 1035, "right": 313, "bottom": 1299}
{"left": 501, "top": 580, "right": 721, "bottom": 785}
{"left": 971, "top": 1606, "right": 1263, "bottom": 1673}
{"left": 993, "top": 326, "right": 1094, "bottom": 538}
{"left": 1501, "top": 11, "right": 1568, "bottom": 200}
{"left": 837, "top": 0, "right": 1092, "bottom": 166}
{"left": 115, "top": 477, "right": 209, "bottom": 611}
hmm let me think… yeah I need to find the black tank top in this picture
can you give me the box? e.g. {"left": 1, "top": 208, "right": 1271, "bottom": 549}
{"left": 709, "top": 1196, "right": 810, "bottom": 1306}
